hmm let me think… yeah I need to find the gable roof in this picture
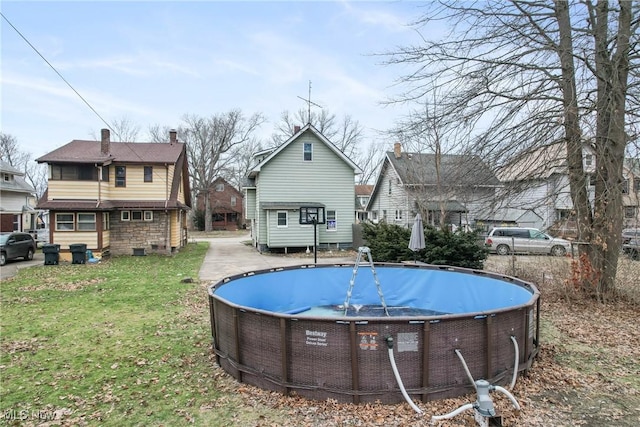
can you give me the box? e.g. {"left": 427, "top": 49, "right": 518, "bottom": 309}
{"left": 355, "top": 184, "right": 373, "bottom": 196}
{"left": 387, "top": 152, "right": 499, "bottom": 186}
{"left": 36, "top": 140, "right": 185, "bottom": 165}
{"left": 368, "top": 150, "right": 499, "bottom": 207}
{"left": 497, "top": 142, "right": 596, "bottom": 182}
{"left": 0, "top": 160, "right": 36, "bottom": 194}
{"left": 247, "top": 123, "right": 361, "bottom": 178}
{"left": 35, "top": 136, "right": 192, "bottom": 210}
{"left": 0, "top": 160, "right": 23, "bottom": 175}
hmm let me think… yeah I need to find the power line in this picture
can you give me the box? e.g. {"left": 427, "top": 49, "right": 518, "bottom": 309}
{"left": 1, "top": 12, "right": 120, "bottom": 139}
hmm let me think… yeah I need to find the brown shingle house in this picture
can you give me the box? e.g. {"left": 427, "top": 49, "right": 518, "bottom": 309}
{"left": 36, "top": 129, "right": 191, "bottom": 258}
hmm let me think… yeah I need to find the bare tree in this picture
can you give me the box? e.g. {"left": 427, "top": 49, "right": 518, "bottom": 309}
{"left": 271, "top": 108, "right": 376, "bottom": 183}
{"left": 391, "top": 89, "right": 480, "bottom": 230}
{"left": 92, "top": 116, "right": 140, "bottom": 142}
{"left": 0, "top": 133, "right": 29, "bottom": 166}
{"left": 356, "top": 142, "right": 384, "bottom": 185}
{"left": 182, "top": 110, "right": 265, "bottom": 231}
{"left": 0, "top": 132, "right": 47, "bottom": 198}
{"left": 271, "top": 109, "right": 363, "bottom": 159}
{"left": 384, "top": 0, "right": 638, "bottom": 298}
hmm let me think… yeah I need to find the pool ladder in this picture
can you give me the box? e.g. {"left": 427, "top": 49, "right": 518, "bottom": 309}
{"left": 344, "top": 246, "right": 390, "bottom": 316}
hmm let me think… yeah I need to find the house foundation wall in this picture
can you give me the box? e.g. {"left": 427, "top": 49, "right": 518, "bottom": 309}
{"left": 109, "top": 211, "right": 170, "bottom": 255}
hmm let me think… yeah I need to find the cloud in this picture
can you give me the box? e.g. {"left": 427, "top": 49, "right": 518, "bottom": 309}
{"left": 55, "top": 53, "right": 201, "bottom": 78}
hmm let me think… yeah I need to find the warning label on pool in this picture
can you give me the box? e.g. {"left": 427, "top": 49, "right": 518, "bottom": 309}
{"left": 305, "top": 330, "right": 328, "bottom": 347}
{"left": 358, "top": 332, "right": 379, "bottom": 350}
{"left": 397, "top": 332, "right": 419, "bottom": 352}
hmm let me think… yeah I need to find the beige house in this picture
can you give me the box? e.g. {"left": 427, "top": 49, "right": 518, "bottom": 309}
{"left": 36, "top": 129, "right": 191, "bottom": 258}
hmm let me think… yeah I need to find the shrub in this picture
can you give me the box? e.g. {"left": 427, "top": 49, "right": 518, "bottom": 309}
{"left": 361, "top": 221, "right": 488, "bottom": 269}
{"left": 193, "top": 209, "right": 205, "bottom": 231}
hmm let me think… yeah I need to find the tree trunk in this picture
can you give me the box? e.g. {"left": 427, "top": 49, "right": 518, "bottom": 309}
{"left": 589, "top": 0, "right": 632, "bottom": 297}
{"left": 204, "top": 188, "right": 213, "bottom": 232}
{"left": 555, "top": 0, "right": 593, "bottom": 244}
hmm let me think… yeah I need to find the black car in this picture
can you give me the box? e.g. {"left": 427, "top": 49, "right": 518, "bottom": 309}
{"left": 0, "top": 232, "right": 37, "bottom": 266}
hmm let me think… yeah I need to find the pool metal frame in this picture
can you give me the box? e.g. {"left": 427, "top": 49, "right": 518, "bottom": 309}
{"left": 208, "top": 262, "right": 540, "bottom": 404}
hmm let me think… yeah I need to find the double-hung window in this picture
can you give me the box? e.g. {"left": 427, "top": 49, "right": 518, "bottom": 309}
{"left": 55, "top": 213, "right": 75, "bottom": 231}
{"left": 144, "top": 166, "right": 153, "bottom": 182}
{"left": 77, "top": 213, "right": 96, "bottom": 231}
{"left": 115, "top": 166, "right": 126, "bottom": 187}
{"left": 326, "top": 210, "right": 337, "bottom": 231}
{"left": 277, "top": 211, "right": 288, "bottom": 227}
{"left": 303, "top": 143, "right": 313, "bottom": 161}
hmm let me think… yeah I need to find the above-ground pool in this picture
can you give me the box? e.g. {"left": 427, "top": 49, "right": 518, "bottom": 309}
{"left": 208, "top": 262, "right": 540, "bottom": 404}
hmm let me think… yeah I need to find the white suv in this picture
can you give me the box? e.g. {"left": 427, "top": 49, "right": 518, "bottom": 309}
{"left": 485, "top": 227, "right": 572, "bottom": 256}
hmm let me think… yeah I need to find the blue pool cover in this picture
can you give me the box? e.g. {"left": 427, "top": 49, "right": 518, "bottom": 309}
{"left": 212, "top": 266, "right": 534, "bottom": 316}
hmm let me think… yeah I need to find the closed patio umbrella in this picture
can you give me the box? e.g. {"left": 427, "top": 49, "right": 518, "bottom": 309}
{"left": 408, "top": 214, "right": 425, "bottom": 261}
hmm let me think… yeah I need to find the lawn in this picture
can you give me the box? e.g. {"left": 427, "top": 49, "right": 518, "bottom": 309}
{"left": 1, "top": 243, "right": 639, "bottom": 426}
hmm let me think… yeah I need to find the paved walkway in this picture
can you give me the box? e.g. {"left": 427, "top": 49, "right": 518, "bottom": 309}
{"left": 196, "top": 232, "right": 356, "bottom": 284}
{"left": 1, "top": 233, "right": 356, "bottom": 282}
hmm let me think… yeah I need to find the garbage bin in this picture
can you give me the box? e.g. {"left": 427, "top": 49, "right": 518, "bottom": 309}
{"left": 69, "top": 243, "right": 87, "bottom": 264}
{"left": 42, "top": 243, "right": 60, "bottom": 265}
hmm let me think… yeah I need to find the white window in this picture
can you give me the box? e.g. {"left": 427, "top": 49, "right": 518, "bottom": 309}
{"left": 144, "top": 211, "right": 153, "bottom": 221}
{"left": 121, "top": 211, "right": 130, "bottom": 221}
{"left": 277, "top": 211, "right": 288, "bottom": 227}
{"left": 131, "top": 211, "right": 143, "bottom": 221}
{"left": 77, "top": 213, "right": 96, "bottom": 231}
{"left": 56, "top": 213, "right": 75, "bottom": 231}
{"left": 388, "top": 180, "right": 392, "bottom": 195}
{"left": 231, "top": 196, "right": 237, "bottom": 206}
{"left": 216, "top": 183, "right": 224, "bottom": 192}
{"left": 327, "top": 210, "right": 337, "bottom": 231}
{"left": 303, "top": 143, "right": 313, "bottom": 161}
{"left": 103, "top": 212, "right": 110, "bottom": 230}
{"left": 395, "top": 210, "right": 403, "bottom": 221}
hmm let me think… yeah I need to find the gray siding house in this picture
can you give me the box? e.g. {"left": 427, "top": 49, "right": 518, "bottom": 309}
{"left": 366, "top": 143, "right": 500, "bottom": 229}
{"left": 244, "top": 124, "right": 361, "bottom": 252}
{"left": 495, "top": 142, "right": 597, "bottom": 234}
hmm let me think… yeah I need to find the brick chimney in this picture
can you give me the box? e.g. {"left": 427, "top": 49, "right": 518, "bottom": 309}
{"left": 101, "top": 129, "right": 110, "bottom": 155}
{"left": 393, "top": 142, "right": 402, "bottom": 159}
{"left": 169, "top": 129, "right": 177, "bottom": 144}
{"left": 293, "top": 125, "right": 301, "bottom": 135}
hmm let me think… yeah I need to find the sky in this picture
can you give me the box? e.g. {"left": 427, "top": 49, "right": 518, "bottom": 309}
{"left": 1, "top": 1, "right": 436, "bottom": 161}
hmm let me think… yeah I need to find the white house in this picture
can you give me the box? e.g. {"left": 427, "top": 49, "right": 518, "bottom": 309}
{"left": 0, "top": 160, "right": 41, "bottom": 234}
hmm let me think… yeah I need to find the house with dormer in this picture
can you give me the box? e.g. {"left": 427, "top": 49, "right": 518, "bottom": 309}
{"left": 366, "top": 143, "right": 500, "bottom": 229}
{"left": 36, "top": 129, "right": 191, "bottom": 258}
{"left": 243, "top": 124, "right": 361, "bottom": 252}
{"left": 0, "top": 160, "right": 41, "bottom": 234}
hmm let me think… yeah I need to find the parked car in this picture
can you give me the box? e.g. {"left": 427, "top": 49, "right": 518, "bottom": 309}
{"left": 484, "top": 227, "right": 572, "bottom": 256}
{"left": 623, "top": 238, "right": 639, "bottom": 260}
{"left": 0, "top": 232, "right": 37, "bottom": 266}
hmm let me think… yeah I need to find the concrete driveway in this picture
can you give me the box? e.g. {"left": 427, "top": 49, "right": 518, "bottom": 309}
{"left": 1, "top": 233, "right": 357, "bottom": 282}
{"left": 0, "top": 252, "right": 45, "bottom": 281}
{"left": 196, "top": 232, "right": 356, "bottom": 284}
